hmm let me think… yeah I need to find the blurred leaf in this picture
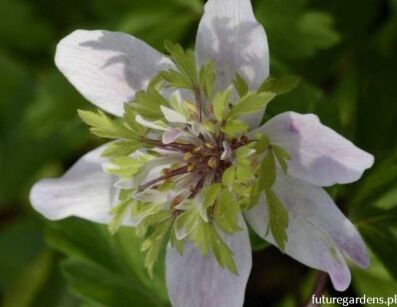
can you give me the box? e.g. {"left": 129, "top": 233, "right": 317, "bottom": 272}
{"left": 46, "top": 219, "right": 124, "bottom": 271}
{"left": 0, "top": 217, "right": 44, "bottom": 288}
{"left": 0, "top": 218, "right": 75, "bottom": 307}
{"left": 115, "top": 229, "right": 168, "bottom": 302}
{"left": 312, "top": 0, "right": 383, "bottom": 41}
{"left": 377, "top": 0, "right": 397, "bottom": 56}
{"left": 353, "top": 252, "right": 397, "bottom": 302}
{"left": 118, "top": 0, "right": 201, "bottom": 50}
{"left": 62, "top": 259, "right": 163, "bottom": 307}
{"left": 359, "top": 225, "right": 397, "bottom": 282}
{"left": 0, "top": 0, "right": 53, "bottom": 53}
{"left": 353, "top": 43, "right": 397, "bottom": 155}
{"left": 2, "top": 251, "right": 53, "bottom": 307}
{"left": 255, "top": 0, "right": 340, "bottom": 60}
{"left": 46, "top": 218, "right": 169, "bottom": 306}
{"left": 351, "top": 150, "right": 397, "bottom": 211}
{"left": 0, "top": 70, "right": 89, "bottom": 205}
{"left": 351, "top": 150, "right": 397, "bottom": 283}
{"left": 0, "top": 50, "right": 28, "bottom": 107}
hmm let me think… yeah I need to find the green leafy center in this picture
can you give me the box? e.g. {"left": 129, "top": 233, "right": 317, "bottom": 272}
{"left": 79, "top": 41, "right": 299, "bottom": 276}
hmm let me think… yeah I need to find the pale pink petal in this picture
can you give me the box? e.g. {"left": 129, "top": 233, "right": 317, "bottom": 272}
{"left": 221, "top": 141, "right": 232, "bottom": 160}
{"left": 160, "top": 105, "right": 186, "bottom": 123}
{"left": 30, "top": 145, "right": 117, "bottom": 224}
{"left": 55, "top": 30, "right": 173, "bottom": 116}
{"left": 196, "top": 0, "right": 269, "bottom": 91}
{"left": 166, "top": 215, "right": 252, "bottom": 307}
{"left": 244, "top": 172, "right": 369, "bottom": 291}
{"left": 256, "top": 112, "right": 374, "bottom": 186}
{"left": 162, "top": 129, "right": 182, "bottom": 144}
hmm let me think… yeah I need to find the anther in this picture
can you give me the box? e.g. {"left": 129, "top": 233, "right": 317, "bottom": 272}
{"left": 183, "top": 152, "right": 193, "bottom": 160}
{"left": 208, "top": 157, "right": 218, "bottom": 169}
{"left": 187, "top": 163, "right": 196, "bottom": 172}
{"left": 193, "top": 146, "right": 203, "bottom": 153}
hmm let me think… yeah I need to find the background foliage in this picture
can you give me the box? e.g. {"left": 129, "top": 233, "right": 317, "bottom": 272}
{"left": 0, "top": 0, "right": 396, "bottom": 306}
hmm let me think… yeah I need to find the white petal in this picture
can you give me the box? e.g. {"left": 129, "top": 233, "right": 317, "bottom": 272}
{"left": 160, "top": 105, "right": 187, "bottom": 123}
{"left": 196, "top": 0, "right": 269, "bottom": 91}
{"left": 162, "top": 129, "right": 182, "bottom": 144}
{"left": 114, "top": 178, "right": 133, "bottom": 190}
{"left": 166, "top": 215, "right": 252, "bottom": 307}
{"left": 135, "top": 114, "right": 168, "bottom": 131}
{"left": 256, "top": 112, "right": 374, "bottom": 186}
{"left": 244, "top": 172, "right": 369, "bottom": 291}
{"left": 221, "top": 141, "right": 232, "bottom": 160}
{"left": 30, "top": 145, "right": 117, "bottom": 224}
{"left": 55, "top": 30, "right": 173, "bottom": 116}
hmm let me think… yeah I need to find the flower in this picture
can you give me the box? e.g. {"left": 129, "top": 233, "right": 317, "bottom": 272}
{"left": 30, "top": 0, "right": 374, "bottom": 306}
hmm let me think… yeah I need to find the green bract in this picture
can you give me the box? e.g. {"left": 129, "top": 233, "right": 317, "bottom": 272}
{"left": 78, "top": 42, "right": 298, "bottom": 275}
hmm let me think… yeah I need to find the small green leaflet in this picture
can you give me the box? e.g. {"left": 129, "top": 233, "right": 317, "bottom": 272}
{"left": 123, "top": 105, "right": 148, "bottom": 136}
{"left": 170, "top": 222, "right": 185, "bottom": 255}
{"left": 109, "top": 198, "right": 132, "bottom": 235}
{"left": 102, "top": 141, "right": 143, "bottom": 158}
{"left": 78, "top": 109, "right": 137, "bottom": 140}
{"left": 188, "top": 217, "right": 212, "bottom": 255}
{"left": 135, "top": 209, "right": 171, "bottom": 239}
{"left": 209, "top": 228, "right": 238, "bottom": 275}
{"left": 129, "top": 87, "right": 169, "bottom": 120}
{"left": 105, "top": 155, "right": 152, "bottom": 178}
{"left": 159, "top": 69, "right": 193, "bottom": 90}
{"left": 272, "top": 145, "right": 291, "bottom": 174}
{"left": 259, "top": 75, "right": 300, "bottom": 95}
{"left": 199, "top": 60, "right": 216, "bottom": 99}
{"left": 212, "top": 86, "right": 233, "bottom": 121}
{"left": 188, "top": 219, "right": 238, "bottom": 274}
{"left": 233, "top": 73, "right": 249, "bottom": 97}
{"left": 141, "top": 218, "right": 173, "bottom": 277}
{"left": 234, "top": 145, "right": 256, "bottom": 182}
{"left": 174, "top": 207, "right": 201, "bottom": 240}
{"left": 221, "top": 119, "right": 249, "bottom": 138}
{"left": 228, "top": 91, "right": 276, "bottom": 119}
{"left": 253, "top": 134, "right": 270, "bottom": 154}
{"left": 214, "top": 188, "right": 241, "bottom": 234}
{"left": 252, "top": 134, "right": 291, "bottom": 173}
{"left": 222, "top": 166, "right": 235, "bottom": 190}
{"left": 202, "top": 183, "right": 222, "bottom": 209}
{"left": 250, "top": 149, "right": 276, "bottom": 208}
{"left": 249, "top": 146, "right": 289, "bottom": 251}
{"left": 164, "top": 41, "right": 198, "bottom": 87}
{"left": 235, "top": 158, "right": 255, "bottom": 182}
{"left": 265, "top": 189, "right": 289, "bottom": 251}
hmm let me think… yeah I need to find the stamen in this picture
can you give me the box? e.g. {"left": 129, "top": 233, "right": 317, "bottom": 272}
{"left": 138, "top": 166, "right": 189, "bottom": 191}
{"left": 208, "top": 157, "right": 218, "bottom": 169}
{"left": 193, "top": 84, "right": 203, "bottom": 122}
{"left": 183, "top": 152, "right": 193, "bottom": 160}
{"left": 187, "top": 163, "right": 196, "bottom": 172}
{"left": 193, "top": 145, "right": 203, "bottom": 153}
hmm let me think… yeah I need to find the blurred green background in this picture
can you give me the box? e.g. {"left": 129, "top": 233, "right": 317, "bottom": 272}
{"left": 0, "top": 0, "right": 397, "bottom": 306}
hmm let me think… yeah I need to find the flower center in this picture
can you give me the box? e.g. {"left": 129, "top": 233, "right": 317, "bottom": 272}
{"left": 78, "top": 42, "right": 295, "bottom": 274}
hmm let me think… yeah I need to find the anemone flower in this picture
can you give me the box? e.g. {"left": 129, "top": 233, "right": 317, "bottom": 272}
{"left": 30, "top": 0, "right": 374, "bottom": 306}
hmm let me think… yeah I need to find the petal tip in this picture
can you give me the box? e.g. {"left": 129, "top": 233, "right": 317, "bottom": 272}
{"left": 329, "top": 269, "right": 351, "bottom": 292}
{"left": 29, "top": 179, "right": 63, "bottom": 220}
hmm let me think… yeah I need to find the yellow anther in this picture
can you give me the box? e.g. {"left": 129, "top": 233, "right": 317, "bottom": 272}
{"left": 207, "top": 157, "right": 218, "bottom": 169}
{"left": 187, "top": 163, "right": 196, "bottom": 172}
{"left": 193, "top": 146, "right": 203, "bottom": 153}
{"left": 183, "top": 152, "right": 193, "bottom": 160}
